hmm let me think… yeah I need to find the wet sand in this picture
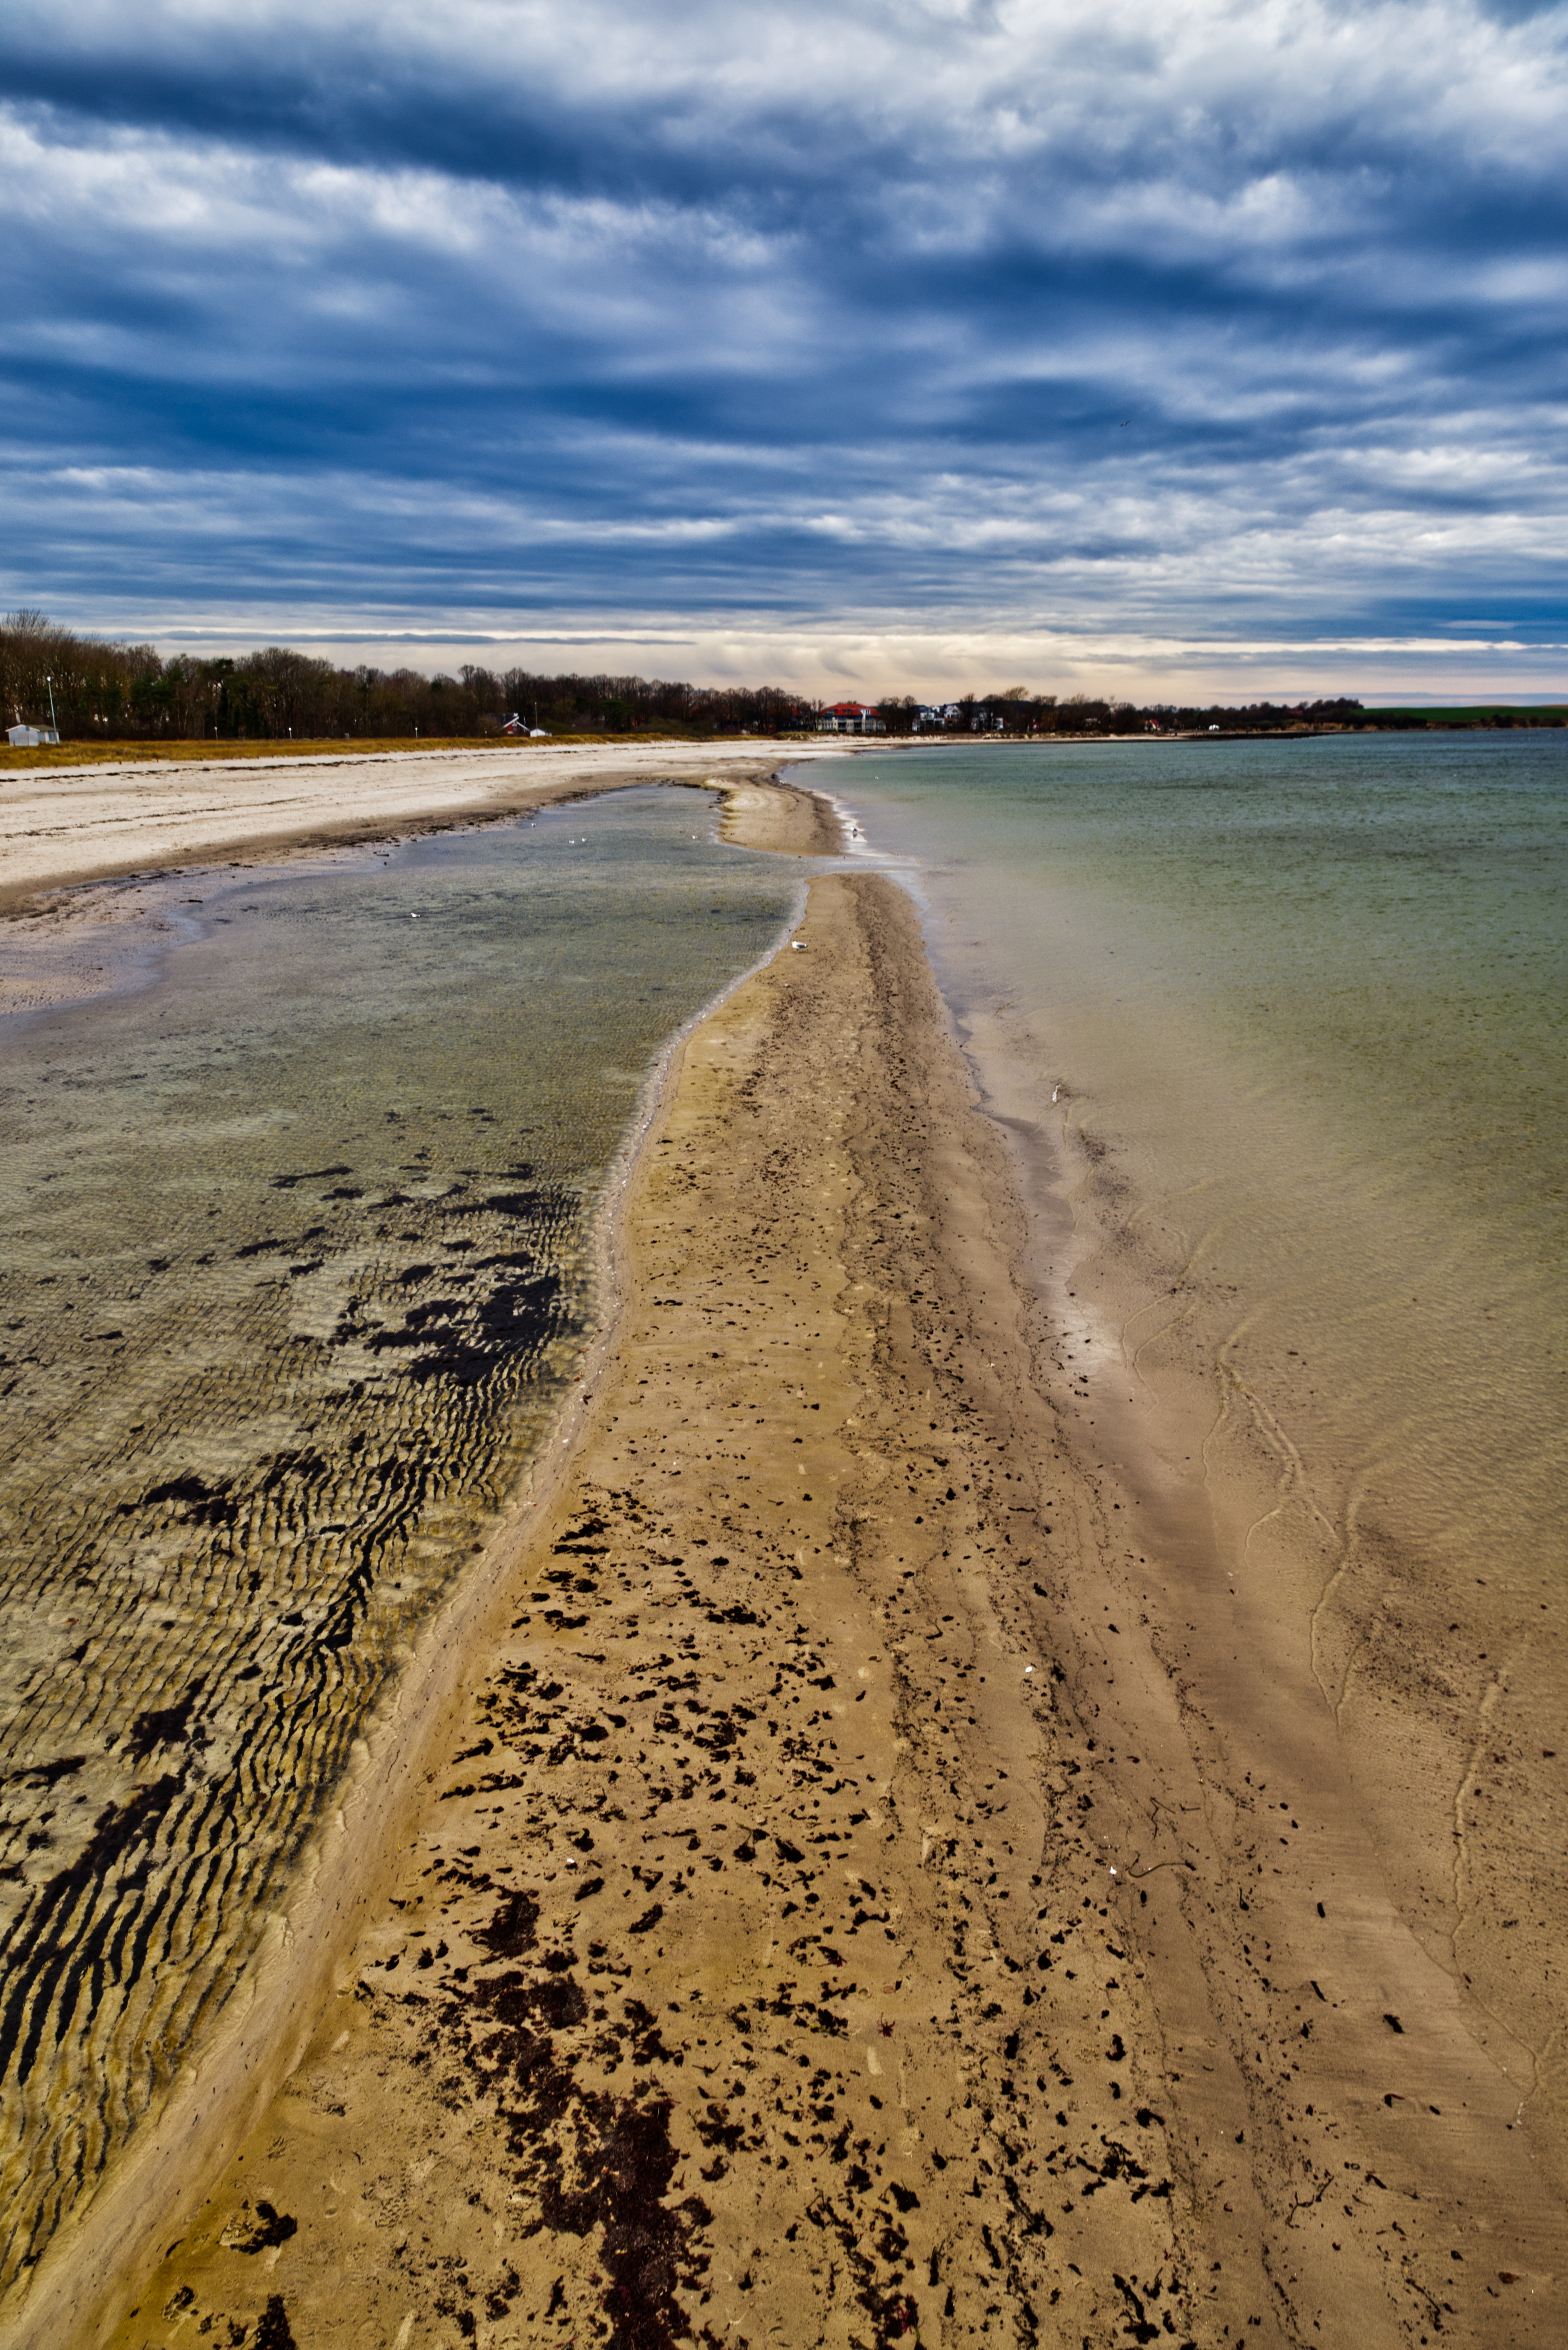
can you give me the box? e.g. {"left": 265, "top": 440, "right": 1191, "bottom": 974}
{"left": 4, "top": 769, "right": 1562, "bottom": 2347}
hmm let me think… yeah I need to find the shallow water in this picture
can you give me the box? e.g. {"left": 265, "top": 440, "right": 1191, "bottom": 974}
{"left": 820, "top": 735, "right": 1567, "bottom": 2068}
{"left": 0, "top": 786, "right": 801, "bottom": 2293}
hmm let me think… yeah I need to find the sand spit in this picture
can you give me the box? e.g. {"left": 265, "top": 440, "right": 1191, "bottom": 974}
{"left": 0, "top": 769, "right": 826, "bottom": 2337}
{"left": 0, "top": 740, "right": 844, "bottom": 923}
{"left": 10, "top": 857, "right": 1545, "bottom": 2350}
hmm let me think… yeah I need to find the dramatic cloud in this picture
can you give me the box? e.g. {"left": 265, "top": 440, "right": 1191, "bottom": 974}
{"left": 2, "top": 0, "right": 1566, "bottom": 692}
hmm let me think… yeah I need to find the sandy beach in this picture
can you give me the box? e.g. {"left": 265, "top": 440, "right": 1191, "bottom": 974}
{"left": 2, "top": 762, "right": 1562, "bottom": 2347}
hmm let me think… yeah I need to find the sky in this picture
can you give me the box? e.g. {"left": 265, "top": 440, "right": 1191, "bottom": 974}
{"left": 3, "top": 0, "right": 1568, "bottom": 702}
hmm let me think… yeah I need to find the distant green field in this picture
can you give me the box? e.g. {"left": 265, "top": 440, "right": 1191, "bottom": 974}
{"left": 1366, "top": 705, "right": 1568, "bottom": 724}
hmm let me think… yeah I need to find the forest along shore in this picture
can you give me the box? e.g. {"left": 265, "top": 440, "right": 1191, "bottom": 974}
{"left": 54, "top": 851, "right": 1555, "bottom": 2350}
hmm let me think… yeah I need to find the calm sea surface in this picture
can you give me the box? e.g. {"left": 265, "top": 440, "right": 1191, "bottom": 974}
{"left": 0, "top": 785, "right": 801, "bottom": 2296}
{"left": 826, "top": 733, "right": 1565, "bottom": 1571}
{"left": 817, "top": 734, "right": 1566, "bottom": 1984}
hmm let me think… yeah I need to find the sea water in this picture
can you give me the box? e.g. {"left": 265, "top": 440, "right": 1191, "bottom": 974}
{"left": 823, "top": 734, "right": 1566, "bottom": 2076}
{"left": 0, "top": 785, "right": 801, "bottom": 2296}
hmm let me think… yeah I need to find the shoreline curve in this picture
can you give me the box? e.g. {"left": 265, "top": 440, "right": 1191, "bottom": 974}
{"left": 0, "top": 767, "right": 841, "bottom": 2350}
{"left": 6, "top": 759, "right": 1563, "bottom": 2347}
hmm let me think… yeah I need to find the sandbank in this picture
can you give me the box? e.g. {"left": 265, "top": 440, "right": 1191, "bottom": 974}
{"left": 2, "top": 769, "right": 1561, "bottom": 2348}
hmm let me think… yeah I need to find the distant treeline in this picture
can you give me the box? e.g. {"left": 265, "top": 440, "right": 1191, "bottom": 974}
{"left": 882, "top": 692, "right": 1375, "bottom": 733}
{"left": 0, "top": 613, "right": 811, "bottom": 742}
{"left": 888, "top": 691, "right": 1565, "bottom": 732}
{"left": 2, "top": 613, "right": 1562, "bottom": 742}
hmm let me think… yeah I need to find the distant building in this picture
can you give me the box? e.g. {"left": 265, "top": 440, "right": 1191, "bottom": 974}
{"left": 914, "top": 704, "right": 989, "bottom": 731}
{"left": 7, "top": 723, "right": 59, "bottom": 747}
{"left": 816, "top": 702, "right": 886, "bottom": 735}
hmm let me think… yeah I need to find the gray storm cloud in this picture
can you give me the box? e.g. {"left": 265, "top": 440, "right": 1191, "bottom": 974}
{"left": 2, "top": 0, "right": 1565, "bottom": 691}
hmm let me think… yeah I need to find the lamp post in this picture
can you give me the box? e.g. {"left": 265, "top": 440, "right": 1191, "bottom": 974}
{"left": 46, "top": 674, "right": 59, "bottom": 739}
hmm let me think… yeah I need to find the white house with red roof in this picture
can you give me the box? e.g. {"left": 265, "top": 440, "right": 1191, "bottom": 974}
{"left": 815, "top": 701, "right": 885, "bottom": 734}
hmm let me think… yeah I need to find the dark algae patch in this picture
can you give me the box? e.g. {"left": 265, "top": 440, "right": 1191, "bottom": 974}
{"left": 472, "top": 1888, "right": 540, "bottom": 1960}
{"left": 457, "top": 1954, "right": 712, "bottom": 2348}
{"left": 252, "top": 2297, "right": 298, "bottom": 2350}
{"left": 223, "top": 2201, "right": 299, "bottom": 2254}
{"left": 0, "top": 787, "right": 800, "bottom": 2308}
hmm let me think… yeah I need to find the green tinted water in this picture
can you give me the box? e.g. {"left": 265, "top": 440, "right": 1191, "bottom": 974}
{"left": 831, "top": 733, "right": 1565, "bottom": 1581}
{"left": 823, "top": 734, "right": 1566, "bottom": 2061}
{"left": 0, "top": 785, "right": 801, "bottom": 2293}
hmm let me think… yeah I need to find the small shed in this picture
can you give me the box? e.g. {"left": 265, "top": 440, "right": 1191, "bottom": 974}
{"left": 8, "top": 723, "right": 60, "bottom": 747}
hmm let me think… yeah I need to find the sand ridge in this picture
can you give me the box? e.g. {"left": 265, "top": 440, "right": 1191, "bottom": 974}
{"left": 44, "top": 865, "right": 1559, "bottom": 2350}
{"left": 3, "top": 762, "right": 1559, "bottom": 2348}
{"left": 78, "top": 870, "right": 1197, "bottom": 2349}
{"left": 0, "top": 769, "right": 835, "bottom": 2342}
